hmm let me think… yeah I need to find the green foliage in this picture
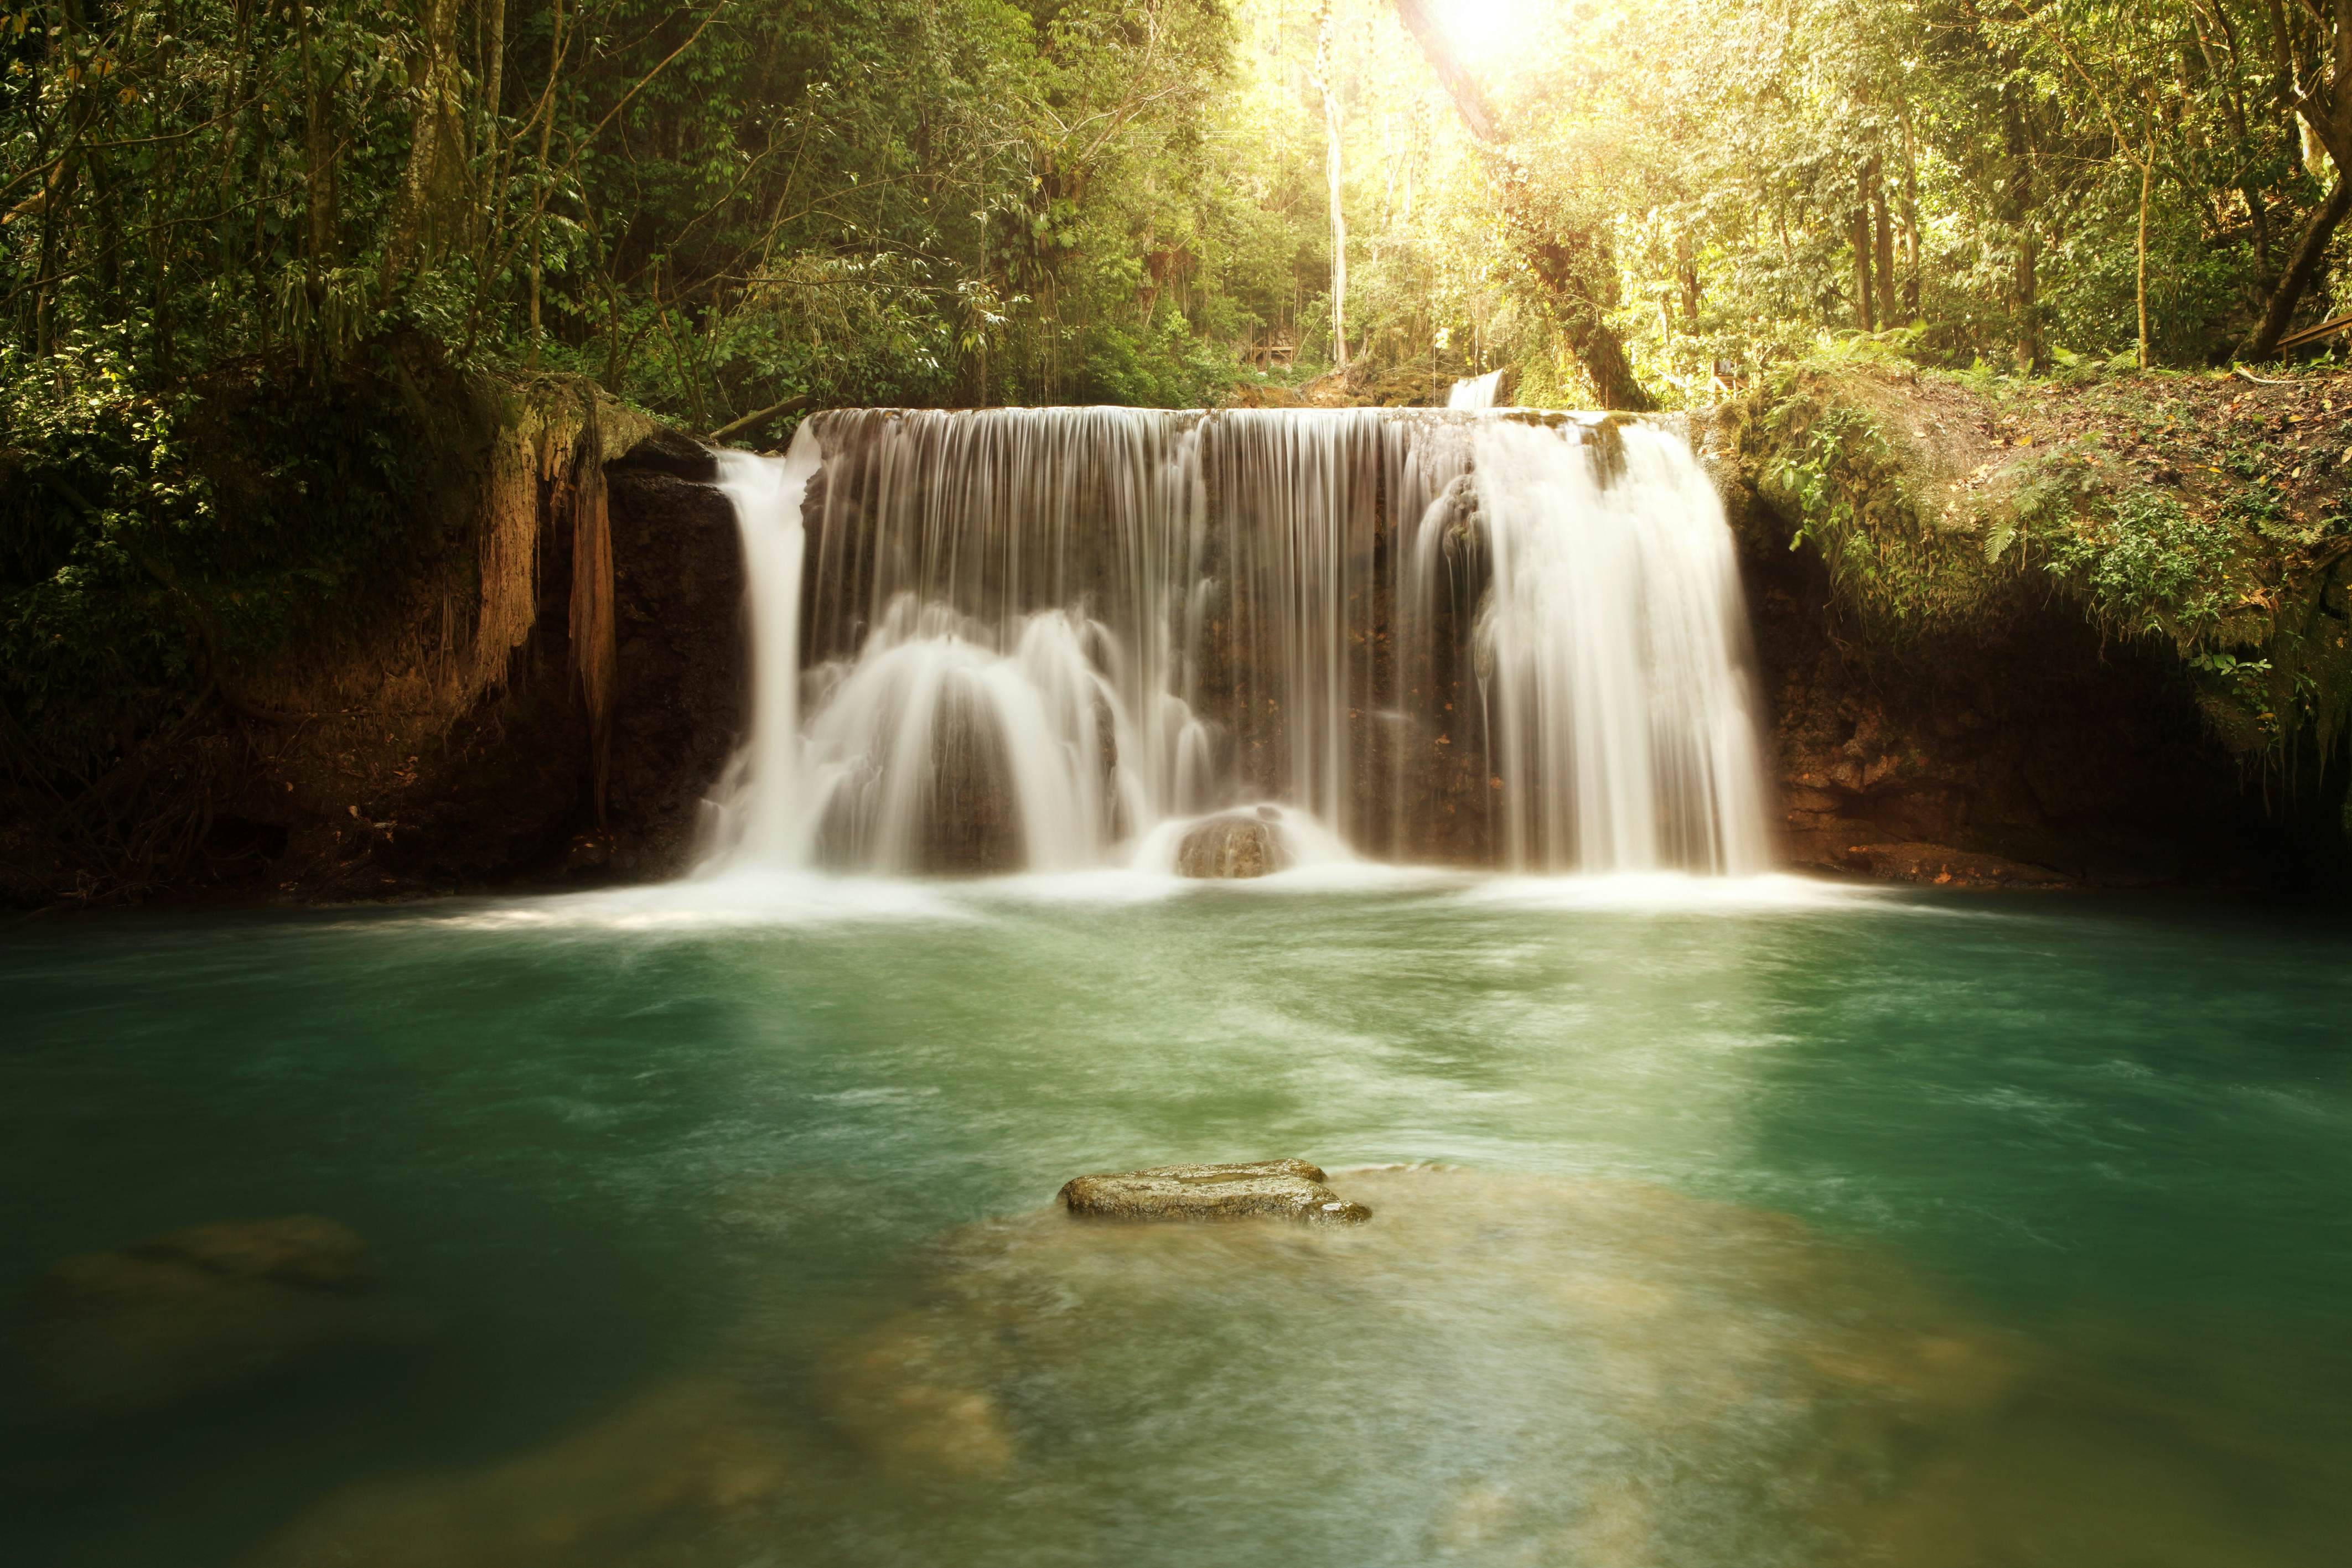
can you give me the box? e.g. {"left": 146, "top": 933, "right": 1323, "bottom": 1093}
{"left": 2188, "top": 649, "right": 2276, "bottom": 710}
{"left": 1, "top": 328, "right": 206, "bottom": 780}
{"left": 1753, "top": 378, "right": 2003, "bottom": 636}
{"left": 1072, "top": 315, "right": 1239, "bottom": 407}
{"left": 1772, "top": 404, "right": 1899, "bottom": 562}
{"left": 11, "top": 0, "right": 2335, "bottom": 430}
{"left": 2, "top": 327, "right": 481, "bottom": 786}
{"left": 2043, "top": 490, "right": 2239, "bottom": 641}
{"left": 0, "top": 0, "right": 1262, "bottom": 423}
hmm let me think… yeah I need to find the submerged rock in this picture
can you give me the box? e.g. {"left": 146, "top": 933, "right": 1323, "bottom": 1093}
{"left": 1058, "top": 1159, "right": 1371, "bottom": 1224}
{"left": 242, "top": 1378, "right": 810, "bottom": 1568}
{"left": 1174, "top": 810, "right": 1289, "bottom": 878}
{"left": 22, "top": 1215, "right": 391, "bottom": 1416}
{"left": 231, "top": 1170, "right": 2289, "bottom": 1568}
{"left": 819, "top": 1312, "right": 1018, "bottom": 1481}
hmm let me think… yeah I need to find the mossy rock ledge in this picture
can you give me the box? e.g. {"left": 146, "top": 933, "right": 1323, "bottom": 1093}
{"left": 1058, "top": 1160, "right": 1372, "bottom": 1224}
{"left": 1700, "top": 361, "right": 2352, "bottom": 889}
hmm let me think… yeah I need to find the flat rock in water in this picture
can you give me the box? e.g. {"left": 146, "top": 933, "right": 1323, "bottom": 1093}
{"left": 1058, "top": 1159, "right": 1371, "bottom": 1224}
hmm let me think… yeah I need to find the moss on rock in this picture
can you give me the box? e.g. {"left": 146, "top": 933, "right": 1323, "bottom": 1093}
{"left": 1724, "top": 359, "right": 2352, "bottom": 881}
{"left": 1735, "top": 361, "right": 2352, "bottom": 783}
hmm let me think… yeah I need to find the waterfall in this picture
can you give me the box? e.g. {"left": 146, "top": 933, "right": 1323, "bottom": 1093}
{"left": 1470, "top": 422, "right": 1772, "bottom": 872}
{"left": 705, "top": 437, "right": 820, "bottom": 865}
{"left": 700, "top": 407, "right": 1770, "bottom": 877}
{"left": 1447, "top": 371, "right": 1504, "bottom": 410}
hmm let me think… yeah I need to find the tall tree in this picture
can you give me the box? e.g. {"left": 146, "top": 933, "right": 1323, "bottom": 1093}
{"left": 1387, "top": 0, "right": 1653, "bottom": 408}
{"left": 2243, "top": 0, "right": 2352, "bottom": 355}
{"left": 1313, "top": 0, "right": 1349, "bottom": 368}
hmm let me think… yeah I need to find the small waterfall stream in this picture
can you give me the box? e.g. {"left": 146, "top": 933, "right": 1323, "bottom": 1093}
{"left": 708, "top": 443, "right": 820, "bottom": 865}
{"left": 700, "top": 407, "right": 1770, "bottom": 876}
{"left": 1447, "top": 371, "right": 1504, "bottom": 410}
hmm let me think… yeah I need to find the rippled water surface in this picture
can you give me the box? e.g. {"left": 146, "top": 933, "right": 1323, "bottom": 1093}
{"left": 6, "top": 873, "right": 2350, "bottom": 1566}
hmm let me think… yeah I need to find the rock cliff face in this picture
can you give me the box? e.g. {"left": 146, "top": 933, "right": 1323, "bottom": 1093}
{"left": 1, "top": 384, "right": 747, "bottom": 908}
{"left": 206, "top": 411, "right": 748, "bottom": 899}
{"left": 598, "top": 432, "right": 747, "bottom": 880}
{"left": 1732, "top": 506, "right": 2262, "bottom": 887}
{"left": 230, "top": 383, "right": 641, "bottom": 897}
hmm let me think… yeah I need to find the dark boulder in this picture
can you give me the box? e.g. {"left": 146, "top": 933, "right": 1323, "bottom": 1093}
{"left": 603, "top": 448, "right": 748, "bottom": 878}
{"left": 605, "top": 427, "right": 721, "bottom": 484}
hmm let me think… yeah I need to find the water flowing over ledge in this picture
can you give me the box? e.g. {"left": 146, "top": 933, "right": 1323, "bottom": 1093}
{"left": 698, "top": 406, "right": 1772, "bottom": 879}
{"left": 1446, "top": 370, "right": 1504, "bottom": 409}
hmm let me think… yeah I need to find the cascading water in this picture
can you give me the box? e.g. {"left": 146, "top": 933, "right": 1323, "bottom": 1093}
{"left": 1472, "top": 421, "right": 1771, "bottom": 872}
{"left": 700, "top": 406, "right": 1771, "bottom": 877}
{"left": 1447, "top": 371, "right": 1504, "bottom": 410}
{"left": 706, "top": 440, "right": 819, "bottom": 866}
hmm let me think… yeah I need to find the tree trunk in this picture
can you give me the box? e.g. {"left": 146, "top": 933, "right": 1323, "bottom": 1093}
{"left": 1386, "top": 0, "right": 1651, "bottom": 408}
{"left": 1900, "top": 106, "right": 1922, "bottom": 317}
{"left": 1563, "top": 308, "right": 1651, "bottom": 413}
{"left": 89, "top": 149, "right": 122, "bottom": 308}
{"left": 385, "top": 0, "right": 464, "bottom": 290}
{"left": 2136, "top": 155, "right": 2152, "bottom": 368}
{"left": 526, "top": 0, "right": 564, "bottom": 370}
{"left": 1870, "top": 160, "right": 1897, "bottom": 326}
{"left": 1388, "top": 0, "right": 1496, "bottom": 139}
{"left": 2244, "top": 173, "right": 2352, "bottom": 358}
{"left": 33, "top": 158, "right": 74, "bottom": 357}
{"left": 478, "top": 0, "right": 505, "bottom": 253}
{"left": 1851, "top": 191, "right": 1876, "bottom": 331}
{"left": 2014, "top": 227, "right": 2042, "bottom": 372}
{"left": 1313, "top": 2, "right": 1348, "bottom": 370}
{"left": 296, "top": 0, "right": 331, "bottom": 343}
{"left": 1520, "top": 233, "right": 1652, "bottom": 409}
{"left": 2245, "top": 184, "right": 2275, "bottom": 289}
{"left": 2003, "top": 88, "right": 2042, "bottom": 372}
{"left": 483, "top": 0, "right": 506, "bottom": 150}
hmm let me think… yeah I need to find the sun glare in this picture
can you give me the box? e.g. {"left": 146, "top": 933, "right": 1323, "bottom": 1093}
{"left": 1436, "top": 0, "right": 1535, "bottom": 63}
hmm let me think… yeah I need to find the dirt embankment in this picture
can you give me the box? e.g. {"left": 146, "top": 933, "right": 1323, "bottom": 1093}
{"left": 1712, "top": 360, "right": 2352, "bottom": 889}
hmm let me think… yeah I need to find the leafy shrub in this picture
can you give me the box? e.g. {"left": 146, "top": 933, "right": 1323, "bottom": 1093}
{"left": 2043, "top": 491, "right": 2237, "bottom": 641}
{"left": 2, "top": 329, "right": 480, "bottom": 786}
